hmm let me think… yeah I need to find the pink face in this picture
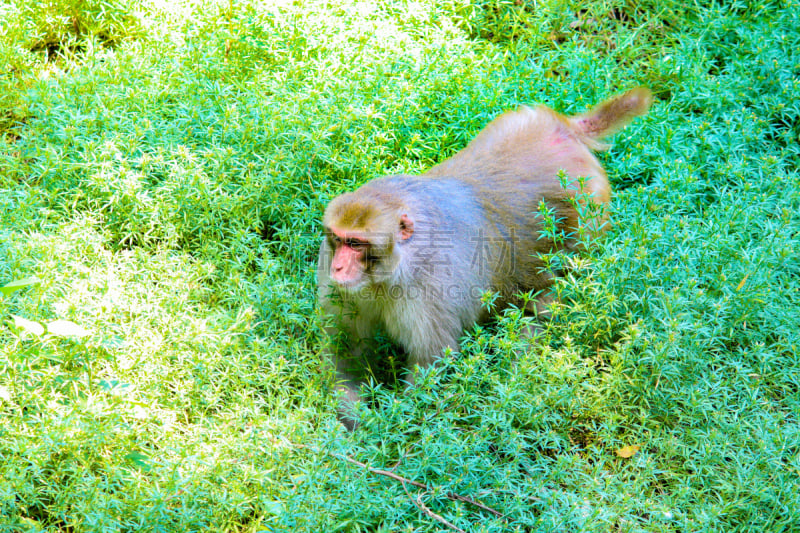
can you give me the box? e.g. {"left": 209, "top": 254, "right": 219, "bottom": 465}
{"left": 327, "top": 227, "right": 370, "bottom": 286}
{"left": 324, "top": 214, "right": 413, "bottom": 287}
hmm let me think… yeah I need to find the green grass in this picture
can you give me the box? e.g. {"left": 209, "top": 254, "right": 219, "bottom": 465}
{"left": 1, "top": 0, "right": 799, "bottom": 531}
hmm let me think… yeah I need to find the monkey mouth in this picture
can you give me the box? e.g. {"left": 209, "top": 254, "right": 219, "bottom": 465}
{"left": 334, "top": 278, "right": 366, "bottom": 292}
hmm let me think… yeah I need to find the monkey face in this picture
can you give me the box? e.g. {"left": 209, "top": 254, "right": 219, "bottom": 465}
{"left": 327, "top": 229, "right": 372, "bottom": 289}
{"left": 322, "top": 205, "right": 415, "bottom": 291}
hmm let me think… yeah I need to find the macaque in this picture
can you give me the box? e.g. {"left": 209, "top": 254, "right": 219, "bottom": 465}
{"left": 318, "top": 87, "right": 653, "bottom": 429}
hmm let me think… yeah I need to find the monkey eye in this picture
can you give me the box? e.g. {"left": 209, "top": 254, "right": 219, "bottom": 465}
{"left": 346, "top": 239, "right": 368, "bottom": 250}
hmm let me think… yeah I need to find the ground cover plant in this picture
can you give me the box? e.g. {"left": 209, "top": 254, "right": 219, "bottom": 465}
{"left": 1, "top": 0, "right": 798, "bottom": 531}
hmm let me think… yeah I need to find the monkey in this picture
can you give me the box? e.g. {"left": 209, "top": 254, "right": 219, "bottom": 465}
{"left": 317, "top": 87, "right": 653, "bottom": 429}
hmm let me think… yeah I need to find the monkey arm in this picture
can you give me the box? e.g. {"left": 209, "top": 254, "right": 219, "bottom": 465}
{"left": 401, "top": 332, "right": 460, "bottom": 387}
{"left": 318, "top": 306, "right": 375, "bottom": 431}
{"left": 319, "top": 271, "right": 385, "bottom": 429}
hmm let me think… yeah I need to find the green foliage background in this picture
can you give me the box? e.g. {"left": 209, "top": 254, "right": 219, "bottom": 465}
{"left": 1, "top": 0, "right": 798, "bottom": 531}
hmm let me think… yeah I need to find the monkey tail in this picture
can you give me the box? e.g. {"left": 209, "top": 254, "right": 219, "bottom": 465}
{"left": 568, "top": 87, "right": 653, "bottom": 150}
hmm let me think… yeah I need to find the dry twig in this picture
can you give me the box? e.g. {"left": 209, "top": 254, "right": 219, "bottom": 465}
{"left": 294, "top": 443, "right": 505, "bottom": 522}
{"left": 334, "top": 452, "right": 504, "bottom": 518}
{"left": 401, "top": 480, "right": 466, "bottom": 533}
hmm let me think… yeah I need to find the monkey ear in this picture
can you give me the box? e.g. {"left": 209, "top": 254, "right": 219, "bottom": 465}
{"left": 398, "top": 213, "right": 414, "bottom": 240}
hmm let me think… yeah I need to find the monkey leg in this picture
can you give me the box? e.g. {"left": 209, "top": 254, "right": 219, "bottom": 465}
{"left": 517, "top": 291, "right": 556, "bottom": 339}
{"left": 525, "top": 291, "right": 554, "bottom": 320}
{"left": 400, "top": 328, "right": 460, "bottom": 387}
{"left": 333, "top": 378, "right": 362, "bottom": 431}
